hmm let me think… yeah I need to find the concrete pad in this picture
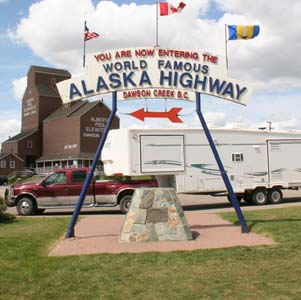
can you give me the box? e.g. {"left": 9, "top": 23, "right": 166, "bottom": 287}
{"left": 49, "top": 212, "right": 275, "bottom": 256}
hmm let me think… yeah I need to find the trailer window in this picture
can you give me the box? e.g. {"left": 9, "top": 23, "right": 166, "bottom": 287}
{"left": 232, "top": 153, "right": 243, "bottom": 162}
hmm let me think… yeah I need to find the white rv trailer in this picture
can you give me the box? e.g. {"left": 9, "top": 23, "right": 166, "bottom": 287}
{"left": 102, "top": 128, "right": 301, "bottom": 205}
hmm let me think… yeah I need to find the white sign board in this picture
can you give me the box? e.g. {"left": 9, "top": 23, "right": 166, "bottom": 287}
{"left": 57, "top": 47, "right": 252, "bottom": 105}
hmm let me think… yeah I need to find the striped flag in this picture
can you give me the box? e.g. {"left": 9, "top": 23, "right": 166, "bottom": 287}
{"left": 84, "top": 22, "right": 99, "bottom": 41}
{"left": 160, "top": 1, "right": 186, "bottom": 16}
{"left": 227, "top": 25, "right": 260, "bottom": 40}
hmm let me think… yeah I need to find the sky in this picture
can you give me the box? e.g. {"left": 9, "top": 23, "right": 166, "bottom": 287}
{"left": 1, "top": 0, "right": 301, "bottom": 146}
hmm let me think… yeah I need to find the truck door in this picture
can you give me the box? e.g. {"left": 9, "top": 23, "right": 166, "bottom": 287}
{"left": 68, "top": 170, "right": 94, "bottom": 206}
{"left": 40, "top": 171, "right": 69, "bottom": 206}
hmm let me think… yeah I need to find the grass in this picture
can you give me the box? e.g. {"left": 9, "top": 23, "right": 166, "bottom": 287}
{"left": 0, "top": 207, "right": 301, "bottom": 300}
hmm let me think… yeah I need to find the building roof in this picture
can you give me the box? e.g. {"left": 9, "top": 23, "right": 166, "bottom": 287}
{"left": 30, "top": 65, "right": 71, "bottom": 77}
{"left": 44, "top": 100, "right": 102, "bottom": 122}
{"left": 70, "top": 101, "right": 100, "bottom": 117}
{"left": 2, "top": 129, "right": 39, "bottom": 143}
{"left": 0, "top": 152, "right": 24, "bottom": 162}
{"left": 36, "top": 152, "right": 97, "bottom": 162}
{"left": 36, "top": 84, "right": 60, "bottom": 98}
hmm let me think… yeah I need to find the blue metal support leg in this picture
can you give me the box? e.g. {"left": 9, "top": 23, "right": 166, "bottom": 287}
{"left": 65, "top": 92, "right": 118, "bottom": 238}
{"left": 195, "top": 92, "right": 248, "bottom": 233}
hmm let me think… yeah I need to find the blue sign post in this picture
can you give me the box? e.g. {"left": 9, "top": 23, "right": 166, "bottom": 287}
{"left": 195, "top": 92, "right": 248, "bottom": 233}
{"left": 65, "top": 92, "right": 117, "bottom": 238}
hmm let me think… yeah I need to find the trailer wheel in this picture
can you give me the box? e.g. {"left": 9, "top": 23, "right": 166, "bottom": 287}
{"left": 16, "top": 197, "right": 36, "bottom": 215}
{"left": 251, "top": 189, "right": 268, "bottom": 205}
{"left": 119, "top": 195, "right": 132, "bottom": 214}
{"left": 268, "top": 188, "right": 283, "bottom": 204}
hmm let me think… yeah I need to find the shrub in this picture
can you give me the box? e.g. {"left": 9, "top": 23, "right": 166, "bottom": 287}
{"left": 0, "top": 195, "right": 6, "bottom": 213}
{"left": 0, "top": 195, "right": 15, "bottom": 222}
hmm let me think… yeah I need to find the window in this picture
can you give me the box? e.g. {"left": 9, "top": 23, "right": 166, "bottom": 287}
{"left": 232, "top": 153, "right": 244, "bottom": 162}
{"left": 1, "top": 160, "right": 6, "bottom": 168}
{"left": 27, "top": 140, "right": 33, "bottom": 148}
{"left": 10, "top": 161, "right": 15, "bottom": 168}
{"left": 44, "top": 172, "right": 66, "bottom": 185}
{"left": 71, "top": 171, "right": 87, "bottom": 183}
{"left": 51, "top": 77, "right": 56, "bottom": 85}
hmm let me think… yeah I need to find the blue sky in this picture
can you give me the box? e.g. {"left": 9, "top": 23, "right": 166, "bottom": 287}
{"left": 1, "top": 0, "right": 301, "bottom": 145}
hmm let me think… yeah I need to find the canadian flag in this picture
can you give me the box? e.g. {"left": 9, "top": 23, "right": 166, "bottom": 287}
{"left": 160, "top": 1, "right": 186, "bottom": 16}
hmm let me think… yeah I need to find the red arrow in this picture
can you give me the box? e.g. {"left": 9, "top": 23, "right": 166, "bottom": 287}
{"left": 130, "top": 107, "right": 183, "bottom": 123}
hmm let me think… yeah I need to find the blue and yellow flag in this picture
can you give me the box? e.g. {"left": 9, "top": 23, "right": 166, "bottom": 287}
{"left": 228, "top": 25, "right": 260, "bottom": 40}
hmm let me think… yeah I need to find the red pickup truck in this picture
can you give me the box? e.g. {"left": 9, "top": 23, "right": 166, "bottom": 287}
{"left": 5, "top": 168, "right": 158, "bottom": 215}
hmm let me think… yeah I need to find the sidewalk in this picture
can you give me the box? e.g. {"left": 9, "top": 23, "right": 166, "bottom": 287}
{"left": 49, "top": 212, "right": 275, "bottom": 256}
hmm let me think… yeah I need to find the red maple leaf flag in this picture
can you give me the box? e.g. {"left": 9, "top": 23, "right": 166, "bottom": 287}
{"left": 84, "top": 22, "right": 100, "bottom": 41}
{"left": 160, "top": 1, "right": 186, "bottom": 16}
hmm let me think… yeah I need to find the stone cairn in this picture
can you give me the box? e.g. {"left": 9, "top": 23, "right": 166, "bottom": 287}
{"left": 119, "top": 188, "right": 193, "bottom": 242}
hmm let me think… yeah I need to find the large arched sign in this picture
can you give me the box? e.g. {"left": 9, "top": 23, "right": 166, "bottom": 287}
{"left": 57, "top": 47, "right": 252, "bottom": 105}
{"left": 64, "top": 46, "right": 250, "bottom": 238}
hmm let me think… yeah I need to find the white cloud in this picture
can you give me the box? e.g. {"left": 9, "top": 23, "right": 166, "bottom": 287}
{"left": 0, "top": 116, "right": 21, "bottom": 147}
{"left": 203, "top": 112, "right": 226, "bottom": 127}
{"left": 12, "top": 76, "right": 27, "bottom": 101}
{"left": 6, "top": 0, "right": 301, "bottom": 133}
{"left": 10, "top": 0, "right": 301, "bottom": 90}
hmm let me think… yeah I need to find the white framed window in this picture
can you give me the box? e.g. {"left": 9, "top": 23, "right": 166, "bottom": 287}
{"left": 27, "top": 140, "right": 33, "bottom": 148}
{"left": 232, "top": 153, "right": 244, "bottom": 162}
{"left": 1, "top": 160, "right": 6, "bottom": 168}
{"left": 10, "top": 161, "right": 15, "bottom": 169}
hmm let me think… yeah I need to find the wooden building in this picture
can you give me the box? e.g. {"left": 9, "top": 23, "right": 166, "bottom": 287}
{"left": 0, "top": 152, "right": 24, "bottom": 177}
{"left": 36, "top": 99, "right": 119, "bottom": 172}
{"left": 1, "top": 65, "right": 119, "bottom": 176}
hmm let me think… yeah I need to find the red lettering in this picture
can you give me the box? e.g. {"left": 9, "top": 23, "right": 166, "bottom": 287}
{"left": 202, "top": 54, "right": 218, "bottom": 64}
{"left": 115, "top": 50, "right": 132, "bottom": 58}
{"left": 135, "top": 49, "right": 155, "bottom": 57}
{"left": 94, "top": 53, "right": 112, "bottom": 62}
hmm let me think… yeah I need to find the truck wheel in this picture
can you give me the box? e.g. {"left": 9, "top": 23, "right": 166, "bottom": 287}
{"left": 251, "top": 189, "right": 268, "bottom": 205}
{"left": 16, "top": 198, "right": 35, "bottom": 216}
{"left": 268, "top": 188, "right": 283, "bottom": 204}
{"left": 119, "top": 195, "right": 132, "bottom": 214}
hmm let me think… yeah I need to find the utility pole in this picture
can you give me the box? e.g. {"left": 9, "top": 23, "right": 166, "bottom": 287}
{"left": 267, "top": 121, "right": 273, "bottom": 131}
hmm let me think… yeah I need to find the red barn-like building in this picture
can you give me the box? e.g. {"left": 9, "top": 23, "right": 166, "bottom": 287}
{"left": 0, "top": 66, "right": 119, "bottom": 177}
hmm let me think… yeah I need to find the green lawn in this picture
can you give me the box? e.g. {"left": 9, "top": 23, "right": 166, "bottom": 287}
{"left": 0, "top": 207, "right": 301, "bottom": 300}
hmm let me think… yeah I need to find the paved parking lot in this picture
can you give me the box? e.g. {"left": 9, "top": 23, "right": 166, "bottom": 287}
{"left": 2, "top": 185, "right": 301, "bottom": 216}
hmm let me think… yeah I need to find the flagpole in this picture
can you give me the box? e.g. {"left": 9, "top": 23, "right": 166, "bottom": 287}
{"left": 155, "top": 0, "right": 159, "bottom": 47}
{"left": 83, "top": 20, "right": 86, "bottom": 68}
{"left": 225, "top": 24, "right": 229, "bottom": 70}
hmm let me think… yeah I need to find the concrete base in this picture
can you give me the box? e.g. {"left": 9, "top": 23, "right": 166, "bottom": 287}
{"left": 119, "top": 188, "right": 193, "bottom": 242}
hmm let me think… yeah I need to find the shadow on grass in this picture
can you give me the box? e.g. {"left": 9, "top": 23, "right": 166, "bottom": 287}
{"left": 0, "top": 212, "right": 17, "bottom": 224}
{"left": 230, "top": 218, "right": 301, "bottom": 231}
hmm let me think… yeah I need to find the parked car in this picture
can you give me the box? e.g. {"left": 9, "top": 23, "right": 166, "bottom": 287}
{"left": 0, "top": 176, "right": 8, "bottom": 186}
{"left": 5, "top": 168, "right": 158, "bottom": 215}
